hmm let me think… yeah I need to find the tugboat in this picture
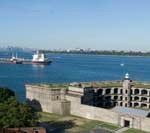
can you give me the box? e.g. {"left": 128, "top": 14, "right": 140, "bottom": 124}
{"left": 32, "top": 51, "right": 52, "bottom": 65}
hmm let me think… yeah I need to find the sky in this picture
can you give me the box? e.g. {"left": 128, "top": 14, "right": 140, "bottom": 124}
{"left": 0, "top": 0, "right": 150, "bottom": 51}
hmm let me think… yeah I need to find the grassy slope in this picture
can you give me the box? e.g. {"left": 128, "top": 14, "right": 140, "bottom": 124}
{"left": 38, "top": 112, "right": 119, "bottom": 132}
{"left": 124, "top": 128, "right": 149, "bottom": 133}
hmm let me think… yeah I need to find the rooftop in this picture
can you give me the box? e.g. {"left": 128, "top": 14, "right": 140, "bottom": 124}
{"left": 131, "top": 81, "right": 150, "bottom": 88}
{"left": 70, "top": 80, "right": 123, "bottom": 88}
{"left": 27, "top": 80, "right": 150, "bottom": 89}
{"left": 112, "top": 106, "right": 150, "bottom": 117}
{"left": 27, "top": 83, "right": 68, "bottom": 89}
{"left": 78, "top": 81, "right": 150, "bottom": 89}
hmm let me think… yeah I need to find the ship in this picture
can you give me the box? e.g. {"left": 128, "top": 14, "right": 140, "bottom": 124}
{"left": 10, "top": 53, "right": 23, "bottom": 64}
{"left": 32, "top": 51, "right": 52, "bottom": 65}
{"left": 0, "top": 51, "right": 52, "bottom": 65}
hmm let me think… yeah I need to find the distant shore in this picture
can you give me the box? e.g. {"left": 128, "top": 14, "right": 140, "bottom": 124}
{"left": 40, "top": 50, "right": 150, "bottom": 57}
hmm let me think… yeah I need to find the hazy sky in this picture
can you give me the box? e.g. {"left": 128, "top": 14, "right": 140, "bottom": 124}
{"left": 0, "top": 0, "right": 150, "bottom": 51}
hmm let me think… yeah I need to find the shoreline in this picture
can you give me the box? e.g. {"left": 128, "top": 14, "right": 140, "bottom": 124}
{"left": 47, "top": 52, "right": 150, "bottom": 57}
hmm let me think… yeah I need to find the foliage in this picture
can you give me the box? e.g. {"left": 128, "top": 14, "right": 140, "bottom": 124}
{"left": 0, "top": 88, "right": 37, "bottom": 128}
{"left": 0, "top": 87, "right": 15, "bottom": 103}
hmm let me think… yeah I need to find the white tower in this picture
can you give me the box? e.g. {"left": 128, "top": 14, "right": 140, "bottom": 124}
{"left": 122, "top": 73, "right": 131, "bottom": 107}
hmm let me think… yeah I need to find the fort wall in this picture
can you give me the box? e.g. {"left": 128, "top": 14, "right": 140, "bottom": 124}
{"left": 66, "top": 93, "right": 150, "bottom": 131}
{"left": 141, "top": 118, "right": 150, "bottom": 132}
{"left": 26, "top": 81, "right": 150, "bottom": 132}
{"left": 26, "top": 84, "right": 70, "bottom": 115}
{"left": 66, "top": 95, "right": 119, "bottom": 125}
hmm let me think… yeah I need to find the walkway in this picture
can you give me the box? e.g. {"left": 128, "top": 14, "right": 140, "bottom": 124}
{"left": 114, "top": 127, "right": 129, "bottom": 133}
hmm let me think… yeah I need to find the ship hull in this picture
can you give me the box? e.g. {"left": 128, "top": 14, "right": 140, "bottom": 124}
{"left": 32, "top": 60, "right": 52, "bottom": 65}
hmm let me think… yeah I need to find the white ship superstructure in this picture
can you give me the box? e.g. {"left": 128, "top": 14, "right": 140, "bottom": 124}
{"left": 32, "top": 51, "right": 51, "bottom": 65}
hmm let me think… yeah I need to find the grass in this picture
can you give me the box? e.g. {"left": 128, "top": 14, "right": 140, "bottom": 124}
{"left": 37, "top": 112, "right": 64, "bottom": 122}
{"left": 41, "top": 83, "right": 68, "bottom": 88}
{"left": 99, "top": 123, "right": 119, "bottom": 130}
{"left": 33, "top": 80, "right": 150, "bottom": 89}
{"left": 70, "top": 120, "right": 103, "bottom": 131}
{"left": 132, "top": 81, "right": 150, "bottom": 88}
{"left": 80, "top": 80, "right": 150, "bottom": 88}
{"left": 36, "top": 81, "right": 123, "bottom": 88}
{"left": 123, "top": 128, "right": 149, "bottom": 133}
{"left": 48, "top": 83, "right": 69, "bottom": 88}
{"left": 81, "top": 80, "right": 123, "bottom": 88}
{"left": 37, "top": 112, "right": 119, "bottom": 132}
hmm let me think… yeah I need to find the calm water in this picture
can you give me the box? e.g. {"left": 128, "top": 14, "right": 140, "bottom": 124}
{"left": 0, "top": 51, "right": 150, "bottom": 102}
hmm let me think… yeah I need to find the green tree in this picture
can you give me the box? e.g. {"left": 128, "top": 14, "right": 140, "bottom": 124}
{"left": 0, "top": 88, "right": 37, "bottom": 128}
{"left": 0, "top": 87, "right": 14, "bottom": 102}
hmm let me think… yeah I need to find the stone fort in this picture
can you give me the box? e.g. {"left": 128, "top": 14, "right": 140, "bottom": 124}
{"left": 26, "top": 74, "right": 150, "bottom": 132}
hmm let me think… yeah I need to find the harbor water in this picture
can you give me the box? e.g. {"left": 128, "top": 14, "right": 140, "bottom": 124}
{"left": 0, "top": 51, "right": 150, "bottom": 102}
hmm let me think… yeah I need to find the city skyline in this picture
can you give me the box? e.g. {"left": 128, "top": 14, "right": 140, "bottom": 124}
{"left": 0, "top": 0, "right": 150, "bottom": 51}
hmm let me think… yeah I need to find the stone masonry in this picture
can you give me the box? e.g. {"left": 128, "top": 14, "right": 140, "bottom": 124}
{"left": 25, "top": 74, "right": 150, "bottom": 132}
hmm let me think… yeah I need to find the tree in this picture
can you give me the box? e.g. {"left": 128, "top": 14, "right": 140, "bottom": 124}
{"left": 0, "top": 87, "right": 15, "bottom": 103}
{"left": 0, "top": 88, "right": 37, "bottom": 128}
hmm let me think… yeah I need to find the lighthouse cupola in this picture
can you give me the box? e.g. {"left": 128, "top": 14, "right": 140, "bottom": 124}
{"left": 124, "top": 73, "right": 130, "bottom": 80}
